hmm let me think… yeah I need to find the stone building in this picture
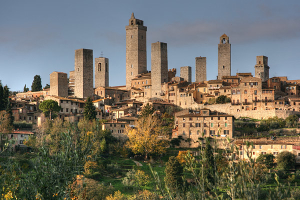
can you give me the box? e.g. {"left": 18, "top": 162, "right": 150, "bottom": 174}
{"left": 126, "top": 13, "right": 147, "bottom": 89}
{"left": 195, "top": 56, "right": 206, "bottom": 82}
{"left": 151, "top": 42, "right": 168, "bottom": 98}
{"left": 255, "top": 56, "right": 270, "bottom": 82}
{"left": 180, "top": 66, "right": 191, "bottom": 83}
{"left": 218, "top": 34, "right": 231, "bottom": 80}
{"left": 95, "top": 57, "right": 109, "bottom": 88}
{"left": 74, "top": 49, "right": 93, "bottom": 98}
{"left": 172, "top": 109, "right": 234, "bottom": 148}
{"left": 50, "top": 72, "right": 68, "bottom": 97}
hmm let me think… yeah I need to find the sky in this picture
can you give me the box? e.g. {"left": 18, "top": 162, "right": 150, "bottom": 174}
{"left": 1, "top": 0, "right": 300, "bottom": 91}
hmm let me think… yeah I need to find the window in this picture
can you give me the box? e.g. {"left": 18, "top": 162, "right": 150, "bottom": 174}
{"left": 253, "top": 145, "right": 255, "bottom": 149}
{"left": 131, "top": 72, "right": 133, "bottom": 76}
{"left": 244, "top": 90, "right": 247, "bottom": 94}
{"left": 211, "top": 123, "right": 213, "bottom": 127}
{"left": 98, "top": 63, "right": 101, "bottom": 71}
{"left": 259, "top": 145, "right": 262, "bottom": 149}
{"left": 210, "top": 130, "right": 215, "bottom": 135}
{"left": 253, "top": 152, "right": 255, "bottom": 155}
{"left": 273, "top": 152, "right": 278, "bottom": 155}
{"left": 183, "top": 131, "right": 185, "bottom": 135}
{"left": 183, "top": 123, "right": 185, "bottom": 127}
{"left": 224, "top": 130, "right": 229, "bottom": 135}
{"left": 204, "top": 129, "right": 207, "bottom": 135}
{"left": 225, "top": 122, "right": 227, "bottom": 127}
{"left": 66, "top": 108, "right": 69, "bottom": 112}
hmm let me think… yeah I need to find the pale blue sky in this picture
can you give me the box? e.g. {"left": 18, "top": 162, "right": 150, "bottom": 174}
{"left": 1, "top": 0, "right": 300, "bottom": 91}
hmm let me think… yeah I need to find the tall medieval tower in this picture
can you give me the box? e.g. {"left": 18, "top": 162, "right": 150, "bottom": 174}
{"left": 180, "top": 66, "right": 192, "bottom": 83}
{"left": 74, "top": 48, "right": 93, "bottom": 98}
{"left": 151, "top": 41, "right": 168, "bottom": 97}
{"left": 218, "top": 34, "right": 231, "bottom": 80}
{"left": 125, "top": 13, "right": 147, "bottom": 89}
{"left": 255, "top": 56, "right": 270, "bottom": 82}
{"left": 195, "top": 56, "right": 206, "bottom": 82}
{"left": 95, "top": 57, "right": 109, "bottom": 88}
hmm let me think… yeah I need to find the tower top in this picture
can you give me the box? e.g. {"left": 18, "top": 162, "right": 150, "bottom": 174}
{"left": 220, "top": 34, "right": 229, "bottom": 44}
{"left": 131, "top": 12, "right": 135, "bottom": 19}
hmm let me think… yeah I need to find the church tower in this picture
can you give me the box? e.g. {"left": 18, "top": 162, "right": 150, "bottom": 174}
{"left": 95, "top": 57, "right": 109, "bottom": 88}
{"left": 218, "top": 34, "right": 231, "bottom": 80}
{"left": 125, "top": 13, "right": 147, "bottom": 89}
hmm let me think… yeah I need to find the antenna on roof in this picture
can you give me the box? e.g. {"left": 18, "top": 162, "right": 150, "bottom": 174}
{"left": 101, "top": 51, "right": 103, "bottom": 57}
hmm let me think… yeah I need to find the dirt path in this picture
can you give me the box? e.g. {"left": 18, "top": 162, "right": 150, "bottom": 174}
{"left": 133, "top": 160, "right": 143, "bottom": 166}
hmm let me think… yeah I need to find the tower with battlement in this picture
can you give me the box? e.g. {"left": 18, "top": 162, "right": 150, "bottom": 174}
{"left": 151, "top": 41, "right": 168, "bottom": 97}
{"left": 95, "top": 57, "right": 109, "bottom": 88}
{"left": 195, "top": 56, "right": 206, "bottom": 82}
{"left": 74, "top": 48, "right": 93, "bottom": 98}
{"left": 125, "top": 13, "right": 147, "bottom": 89}
{"left": 218, "top": 34, "right": 231, "bottom": 80}
{"left": 255, "top": 56, "right": 270, "bottom": 82}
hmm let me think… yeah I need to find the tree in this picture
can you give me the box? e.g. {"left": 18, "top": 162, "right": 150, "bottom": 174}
{"left": 277, "top": 151, "right": 296, "bottom": 171}
{"left": 216, "top": 95, "right": 231, "bottom": 104}
{"left": 285, "top": 114, "right": 299, "bottom": 128}
{"left": 164, "top": 156, "right": 184, "bottom": 193}
{"left": 125, "top": 115, "right": 168, "bottom": 159}
{"left": 204, "top": 138, "right": 216, "bottom": 187}
{"left": 5, "top": 98, "right": 13, "bottom": 126}
{"left": 31, "top": 75, "right": 42, "bottom": 92}
{"left": 140, "top": 103, "right": 155, "bottom": 117}
{"left": 39, "top": 100, "right": 61, "bottom": 120}
{"left": 256, "top": 153, "right": 275, "bottom": 169}
{"left": 84, "top": 97, "right": 97, "bottom": 121}
{"left": 23, "top": 84, "right": 29, "bottom": 92}
{"left": 0, "top": 110, "right": 13, "bottom": 151}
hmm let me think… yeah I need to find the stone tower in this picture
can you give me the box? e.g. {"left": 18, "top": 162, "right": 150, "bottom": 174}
{"left": 151, "top": 42, "right": 168, "bottom": 97}
{"left": 195, "top": 56, "right": 206, "bottom": 82}
{"left": 95, "top": 57, "right": 109, "bottom": 88}
{"left": 180, "top": 66, "right": 192, "bottom": 83}
{"left": 255, "top": 56, "right": 270, "bottom": 82}
{"left": 218, "top": 34, "right": 231, "bottom": 80}
{"left": 50, "top": 71, "right": 68, "bottom": 97}
{"left": 125, "top": 13, "right": 147, "bottom": 89}
{"left": 74, "top": 49, "right": 93, "bottom": 98}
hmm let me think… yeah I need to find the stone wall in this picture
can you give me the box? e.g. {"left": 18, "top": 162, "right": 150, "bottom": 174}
{"left": 195, "top": 57, "right": 206, "bottom": 82}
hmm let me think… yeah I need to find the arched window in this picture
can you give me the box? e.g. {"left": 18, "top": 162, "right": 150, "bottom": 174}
{"left": 98, "top": 63, "right": 101, "bottom": 71}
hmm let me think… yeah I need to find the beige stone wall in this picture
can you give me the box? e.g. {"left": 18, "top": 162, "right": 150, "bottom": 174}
{"left": 126, "top": 14, "right": 147, "bottom": 89}
{"left": 195, "top": 57, "right": 206, "bottom": 82}
{"left": 180, "top": 66, "right": 191, "bottom": 83}
{"left": 218, "top": 34, "right": 231, "bottom": 79}
{"left": 174, "top": 114, "right": 233, "bottom": 148}
{"left": 95, "top": 57, "right": 109, "bottom": 88}
{"left": 50, "top": 72, "right": 68, "bottom": 97}
{"left": 151, "top": 42, "right": 168, "bottom": 98}
{"left": 74, "top": 49, "right": 93, "bottom": 98}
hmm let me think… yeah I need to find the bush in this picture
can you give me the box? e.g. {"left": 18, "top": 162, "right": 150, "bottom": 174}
{"left": 277, "top": 151, "right": 296, "bottom": 171}
{"left": 165, "top": 156, "right": 184, "bottom": 193}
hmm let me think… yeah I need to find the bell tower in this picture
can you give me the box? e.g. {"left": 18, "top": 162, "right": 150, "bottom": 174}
{"left": 218, "top": 34, "right": 231, "bottom": 80}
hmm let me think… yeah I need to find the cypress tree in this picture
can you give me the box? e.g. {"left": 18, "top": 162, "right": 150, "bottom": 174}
{"left": 165, "top": 156, "right": 184, "bottom": 194}
{"left": 5, "top": 98, "right": 13, "bottom": 126}
{"left": 0, "top": 83, "right": 3, "bottom": 111}
{"left": 84, "top": 97, "right": 97, "bottom": 121}
{"left": 31, "top": 75, "right": 42, "bottom": 92}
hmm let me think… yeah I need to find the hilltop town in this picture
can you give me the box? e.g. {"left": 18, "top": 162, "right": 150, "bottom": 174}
{"left": 7, "top": 13, "right": 300, "bottom": 158}
{"left": 3, "top": 12, "right": 300, "bottom": 199}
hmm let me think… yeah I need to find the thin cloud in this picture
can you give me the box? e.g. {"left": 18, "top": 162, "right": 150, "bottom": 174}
{"left": 148, "top": 17, "right": 300, "bottom": 47}
{"left": 0, "top": 25, "right": 57, "bottom": 53}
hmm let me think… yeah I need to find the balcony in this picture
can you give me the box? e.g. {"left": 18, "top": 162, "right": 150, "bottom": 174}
{"left": 262, "top": 99, "right": 274, "bottom": 102}
{"left": 231, "top": 103, "right": 241, "bottom": 105}
{"left": 242, "top": 102, "right": 252, "bottom": 105}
